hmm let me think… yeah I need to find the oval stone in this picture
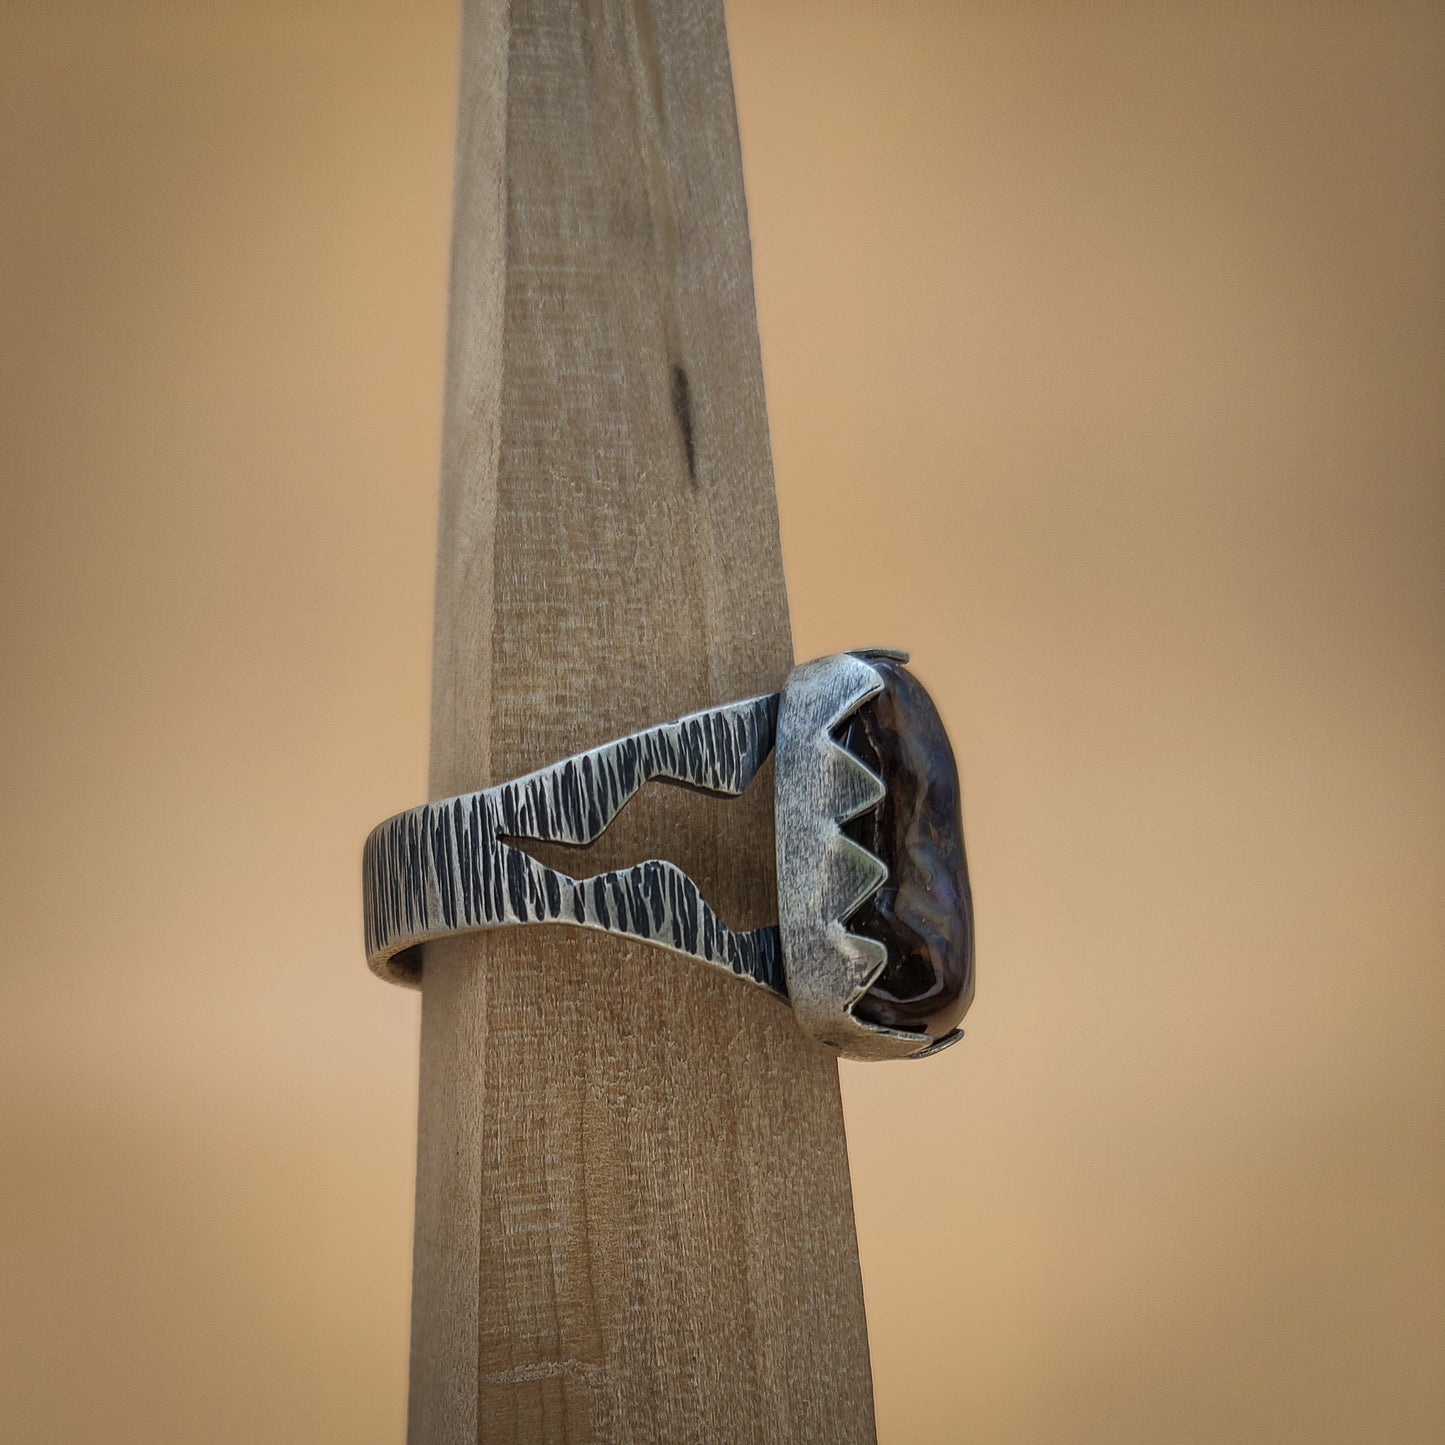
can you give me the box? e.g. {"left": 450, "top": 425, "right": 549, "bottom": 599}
{"left": 837, "top": 659, "right": 974, "bottom": 1039}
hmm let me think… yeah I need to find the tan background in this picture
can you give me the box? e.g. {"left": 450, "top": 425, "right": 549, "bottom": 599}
{"left": 2, "top": 4, "right": 1441, "bottom": 1442}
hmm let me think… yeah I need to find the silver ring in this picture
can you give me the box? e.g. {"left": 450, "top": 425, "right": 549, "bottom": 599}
{"left": 362, "top": 650, "right": 973, "bottom": 1061}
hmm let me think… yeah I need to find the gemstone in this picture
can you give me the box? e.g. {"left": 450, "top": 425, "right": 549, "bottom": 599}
{"left": 837, "top": 659, "right": 974, "bottom": 1039}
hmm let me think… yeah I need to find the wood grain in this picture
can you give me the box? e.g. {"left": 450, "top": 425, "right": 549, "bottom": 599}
{"left": 409, "top": 1, "right": 876, "bottom": 1440}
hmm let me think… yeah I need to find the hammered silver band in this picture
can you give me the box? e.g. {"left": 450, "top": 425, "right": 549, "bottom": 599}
{"left": 363, "top": 692, "right": 785, "bottom": 993}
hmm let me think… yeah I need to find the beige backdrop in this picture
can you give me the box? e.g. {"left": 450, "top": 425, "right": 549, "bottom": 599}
{"left": 2, "top": 4, "right": 1441, "bottom": 1443}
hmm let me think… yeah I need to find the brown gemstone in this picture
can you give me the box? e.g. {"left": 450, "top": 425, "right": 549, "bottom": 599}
{"left": 837, "top": 659, "right": 974, "bottom": 1039}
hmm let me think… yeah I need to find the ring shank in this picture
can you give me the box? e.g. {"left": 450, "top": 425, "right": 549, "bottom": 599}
{"left": 362, "top": 692, "right": 786, "bottom": 996}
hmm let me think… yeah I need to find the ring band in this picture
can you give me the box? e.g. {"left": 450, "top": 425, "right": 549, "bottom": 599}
{"left": 364, "top": 690, "right": 785, "bottom": 992}
{"left": 362, "top": 650, "right": 973, "bottom": 1061}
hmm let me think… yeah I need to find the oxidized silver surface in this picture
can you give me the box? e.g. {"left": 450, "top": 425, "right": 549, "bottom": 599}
{"left": 363, "top": 692, "right": 783, "bottom": 993}
{"left": 362, "top": 651, "right": 965, "bottom": 1061}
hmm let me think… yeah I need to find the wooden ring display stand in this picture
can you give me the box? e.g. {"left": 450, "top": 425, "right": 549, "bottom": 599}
{"left": 408, "top": 2, "right": 877, "bottom": 1439}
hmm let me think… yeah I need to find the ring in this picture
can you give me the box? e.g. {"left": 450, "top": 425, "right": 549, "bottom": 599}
{"left": 362, "top": 649, "right": 974, "bottom": 1061}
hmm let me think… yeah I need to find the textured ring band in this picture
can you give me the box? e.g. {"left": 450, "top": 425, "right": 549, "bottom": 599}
{"left": 362, "top": 650, "right": 974, "bottom": 1062}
